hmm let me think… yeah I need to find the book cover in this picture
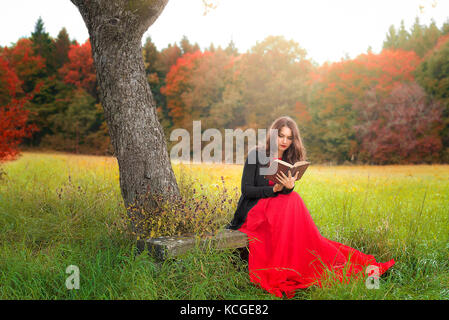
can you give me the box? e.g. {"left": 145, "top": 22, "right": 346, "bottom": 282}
{"left": 263, "top": 159, "right": 310, "bottom": 185}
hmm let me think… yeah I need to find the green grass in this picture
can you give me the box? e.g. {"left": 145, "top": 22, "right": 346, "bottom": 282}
{"left": 0, "top": 152, "right": 448, "bottom": 299}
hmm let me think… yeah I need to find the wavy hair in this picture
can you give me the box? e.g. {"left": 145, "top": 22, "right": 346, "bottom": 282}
{"left": 262, "top": 116, "right": 307, "bottom": 164}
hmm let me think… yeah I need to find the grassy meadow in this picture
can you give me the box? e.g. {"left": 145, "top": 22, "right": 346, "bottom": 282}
{"left": 0, "top": 151, "right": 448, "bottom": 299}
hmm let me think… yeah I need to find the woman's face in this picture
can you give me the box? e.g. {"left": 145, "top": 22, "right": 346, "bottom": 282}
{"left": 277, "top": 126, "right": 293, "bottom": 153}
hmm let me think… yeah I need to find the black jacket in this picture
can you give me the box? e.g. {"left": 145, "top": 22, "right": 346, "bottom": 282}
{"left": 226, "top": 146, "right": 294, "bottom": 230}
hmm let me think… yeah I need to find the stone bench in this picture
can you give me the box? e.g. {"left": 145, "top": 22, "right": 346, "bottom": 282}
{"left": 136, "top": 229, "right": 248, "bottom": 261}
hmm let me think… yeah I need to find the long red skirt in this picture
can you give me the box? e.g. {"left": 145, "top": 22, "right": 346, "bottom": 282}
{"left": 238, "top": 185, "right": 395, "bottom": 299}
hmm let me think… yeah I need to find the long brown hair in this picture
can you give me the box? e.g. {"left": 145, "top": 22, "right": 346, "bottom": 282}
{"left": 263, "top": 116, "right": 307, "bottom": 164}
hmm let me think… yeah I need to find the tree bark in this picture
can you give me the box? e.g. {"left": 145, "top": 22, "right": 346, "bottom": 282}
{"left": 70, "top": 0, "right": 181, "bottom": 233}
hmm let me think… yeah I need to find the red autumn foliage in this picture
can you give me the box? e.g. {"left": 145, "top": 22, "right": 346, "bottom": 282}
{"left": 311, "top": 49, "right": 422, "bottom": 116}
{"left": 354, "top": 81, "right": 443, "bottom": 164}
{"left": 0, "top": 56, "right": 40, "bottom": 161}
{"left": 59, "top": 40, "right": 96, "bottom": 95}
{"left": 1, "top": 38, "right": 46, "bottom": 93}
{"left": 305, "top": 49, "right": 422, "bottom": 161}
{"left": 0, "top": 56, "right": 21, "bottom": 105}
{"left": 161, "top": 50, "right": 211, "bottom": 127}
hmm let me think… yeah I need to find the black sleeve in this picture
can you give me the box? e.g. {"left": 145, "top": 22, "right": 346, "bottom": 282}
{"left": 241, "top": 150, "right": 279, "bottom": 199}
{"left": 279, "top": 185, "right": 294, "bottom": 194}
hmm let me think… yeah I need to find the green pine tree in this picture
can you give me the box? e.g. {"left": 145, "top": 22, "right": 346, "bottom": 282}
{"left": 30, "top": 16, "right": 56, "bottom": 75}
{"left": 383, "top": 25, "right": 399, "bottom": 49}
{"left": 180, "top": 35, "right": 196, "bottom": 55}
{"left": 422, "top": 19, "right": 442, "bottom": 55}
{"left": 442, "top": 17, "right": 449, "bottom": 35}
{"left": 54, "top": 27, "right": 71, "bottom": 72}
{"left": 397, "top": 20, "right": 410, "bottom": 49}
{"left": 415, "top": 39, "right": 449, "bottom": 161}
{"left": 408, "top": 16, "right": 425, "bottom": 54}
{"left": 225, "top": 39, "right": 239, "bottom": 56}
{"left": 142, "top": 36, "right": 159, "bottom": 75}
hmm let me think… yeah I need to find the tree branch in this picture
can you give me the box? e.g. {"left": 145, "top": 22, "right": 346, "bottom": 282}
{"left": 127, "top": 0, "right": 169, "bottom": 35}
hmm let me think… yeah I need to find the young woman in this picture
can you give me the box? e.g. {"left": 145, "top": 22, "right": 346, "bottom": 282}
{"left": 227, "top": 116, "right": 395, "bottom": 299}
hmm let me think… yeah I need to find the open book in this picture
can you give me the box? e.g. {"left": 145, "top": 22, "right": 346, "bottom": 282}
{"left": 263, "top": 159, "right": 311, "bottom": 184}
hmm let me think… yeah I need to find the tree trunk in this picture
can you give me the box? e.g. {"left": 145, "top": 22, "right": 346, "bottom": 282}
{"left": 70, "top": 0, "right": 181, "bottom": 234}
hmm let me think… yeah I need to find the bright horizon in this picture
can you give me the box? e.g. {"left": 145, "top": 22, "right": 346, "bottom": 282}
{"left": 0, "top": 0, "right": 448, "bottom": 65}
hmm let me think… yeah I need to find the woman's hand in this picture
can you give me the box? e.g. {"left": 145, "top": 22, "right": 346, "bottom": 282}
{"left": 273, "top": 183, "right": 284, "bottom": 193}
{"left": 276, "top": 170, "right": 299, "bottom": 190}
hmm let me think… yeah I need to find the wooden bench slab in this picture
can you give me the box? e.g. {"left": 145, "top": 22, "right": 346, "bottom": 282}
{"left": 136, "top": 229, "right": 248, "bottom": 261}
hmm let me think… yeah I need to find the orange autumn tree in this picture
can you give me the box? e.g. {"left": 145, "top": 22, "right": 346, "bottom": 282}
{"left": 305, "top": 49, "right": 421, "bottom": 163}
{"left": 161, "top": 49, "right": 235, "bottom": 133}
{"left": 0, "top": 56, "right": 39, "bottom": 161}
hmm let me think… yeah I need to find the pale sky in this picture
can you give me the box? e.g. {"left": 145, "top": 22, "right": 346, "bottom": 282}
{"left": 0, "top": 0, "right": 448, "bottom": 65}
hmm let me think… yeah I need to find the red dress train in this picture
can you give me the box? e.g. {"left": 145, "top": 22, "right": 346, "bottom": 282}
{"left": 238, "top": 166, "right": 395, "bottom": 298}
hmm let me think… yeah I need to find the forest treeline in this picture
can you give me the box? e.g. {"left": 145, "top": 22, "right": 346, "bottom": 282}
{"left": 1, "top": 16, "right": 449, "bottom": 164}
